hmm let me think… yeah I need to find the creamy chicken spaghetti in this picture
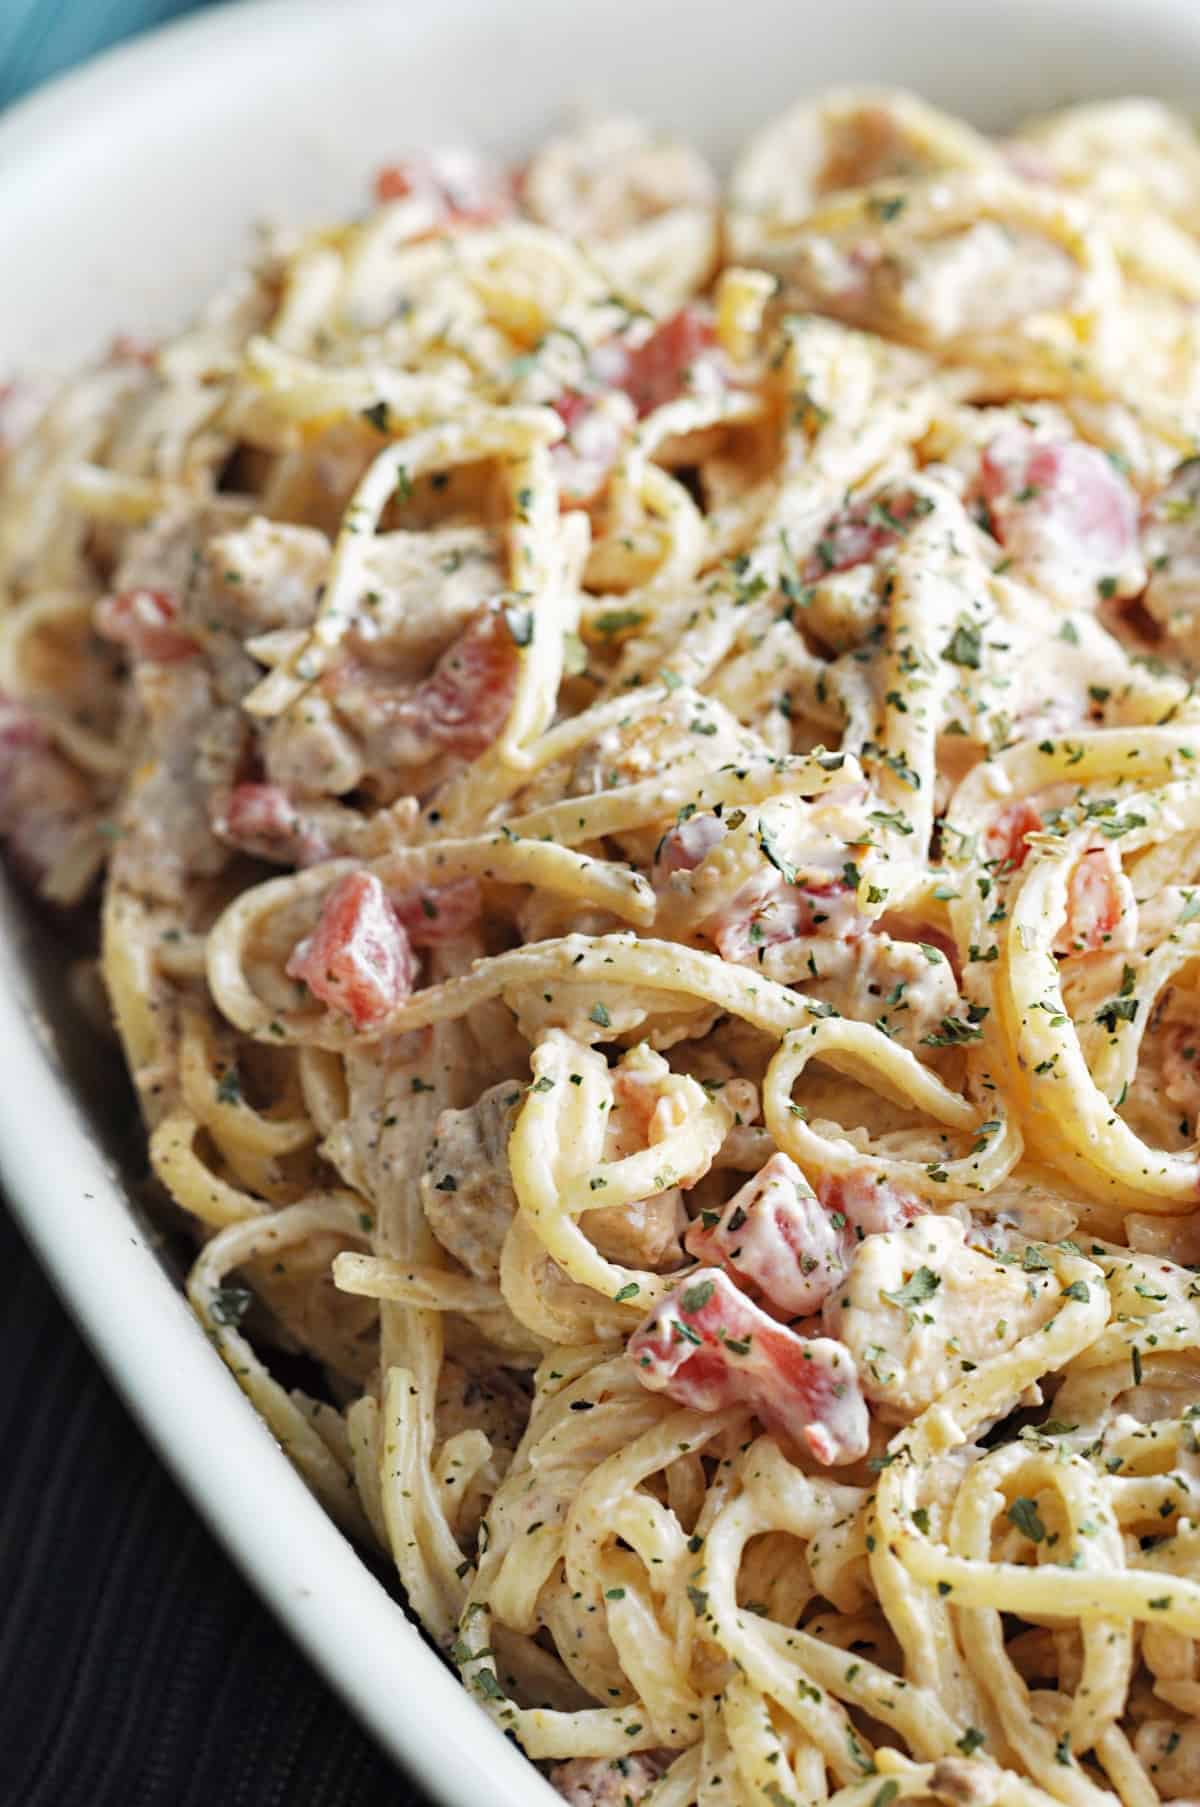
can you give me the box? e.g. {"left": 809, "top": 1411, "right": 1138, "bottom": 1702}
{"left": 10, "top": 84, "right": 1200, "bottom": 1807}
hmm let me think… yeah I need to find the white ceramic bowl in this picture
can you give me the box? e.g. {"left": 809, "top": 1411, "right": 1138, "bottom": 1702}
{"left": 2, "top": 1, "right": 1199, "bottom": 1798}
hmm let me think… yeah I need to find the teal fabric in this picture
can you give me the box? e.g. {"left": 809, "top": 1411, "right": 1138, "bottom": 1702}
{"left": 0, "top": 0, "right": 220, "bottom": 112}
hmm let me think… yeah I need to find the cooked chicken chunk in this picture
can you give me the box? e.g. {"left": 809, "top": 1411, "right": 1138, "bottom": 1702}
{"left": 823, "top": 1214, "right": 1057, "bottom": 1422}
{"left": 551, "top": 1751, "right": 671, "bottom": 1807}
{"left": 420, "top": 1077, "right": 687, "bottom": 1280}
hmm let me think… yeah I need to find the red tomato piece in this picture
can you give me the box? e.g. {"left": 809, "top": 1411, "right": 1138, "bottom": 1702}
{"left": 684, "top": 1153, "right": 849, "bottom": 1317}
{"left": 815, "top": 1170, "right": 924, "bottom": 1239}
{"left": 209, "top": 783, "right": 332, "bottom": 868}
{"left": 286, "top": 871, "right": 416, "bottom": 1028}
{"left": 93, "top": 589, "right": 200, "bottom": 663}
{"left": 618, "top": 307, "right": 718, "bottom": 418}
{"left": 1055, "top": 845, "right": 1133, "bottom": 955}
{"left": 983, "top": 799, "right": 1044, "bottom": 872}
{"left": 373, "top": 150, "right": 516, "bottom": 226}
{"left": 549, "top": 391, "right": 629, "bottom": 506}
{"left": 803, "top": 490, "right": 928, "bottom": 582}
{"left": 387, "top": 608, "right": 519, "bottom": 763}
{"left": 391, "top": 875, "right": 481, "bottom": 946}
{"left": 979, "top": 426, "right": 1138, "bottom": 602}
{"left": 704, "top": 871, "right": 858, "bottom": 965}
{"left": 627, "top": 1267, "right": 869, "bottom": 1465}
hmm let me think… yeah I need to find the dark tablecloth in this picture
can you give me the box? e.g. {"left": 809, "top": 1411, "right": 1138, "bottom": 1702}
{"left": 0, "top": 1200, "right": 410, "bottom": 1805}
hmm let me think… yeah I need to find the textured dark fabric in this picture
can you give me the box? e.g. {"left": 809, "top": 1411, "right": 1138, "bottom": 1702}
{"left": 0, "top": 1200, "right": 415, "bottom": 1806}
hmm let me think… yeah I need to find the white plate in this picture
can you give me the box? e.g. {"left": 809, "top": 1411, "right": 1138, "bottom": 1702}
{"left": 2, "top": 0, "right": 1199, "bottom": 1799}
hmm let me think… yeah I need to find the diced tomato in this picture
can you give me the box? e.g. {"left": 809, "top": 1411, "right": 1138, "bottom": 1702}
{"left": 375, "top": 164, "right": 418, "bottom": 203}
{"left": 373, "top": 150, "right": 516, "bottom": 227}
{"left": 0, "top": 695, "right": 92, "bottom": 891}
{"left": 815, "top": 1170, "right": 924, "bottom": 1238}
{"left": 652, "top": 811, "right": 726, "bottom": 882}
{"left": 983, "top": 799, "right": 1043, "bottom": 872}
{"left": 706, "top": 872, "right": 810, "bottom": 961}
{"left": 1055, "top": 845, "right": 1135, "bottom": 956}
{"left": 803, "top": 489, "right": 930, "bottom": 582}
{"left": 109, "top": 333, "right": 157, "bottom": 367}
{"left": 549, "top": 391, "right": 629, "bottom": 507}
{"left": 628, "top": 1267, "right": 869, "bottom": 1465}
{"left": 388, "top": 607, "right": 519, "bottom": 762}
{"left": 704, "top": 871, "right": 858, "bottom": 965}
{"left": 684, "top": 1153, "right": 848, "bottom": 1316}
{"left": 93, "top": 589, "right": 200, "bottom": 663}
{"left": 617, "top": 307, "right": 718, "bottom": 418}
{"left": 657, "top": 814, "right": 865, "bottom": 965}
{"left": 978, "top": 427, "right": 1139, "bottom": 603}
{"left": 286, "top": 870, "right": 416, "bottom": 1028}
{"left": 391, "top": 875, "right": 481, "bottom": 946}
{"left": 209, "top": 782, "right": 331, "bottom": 868}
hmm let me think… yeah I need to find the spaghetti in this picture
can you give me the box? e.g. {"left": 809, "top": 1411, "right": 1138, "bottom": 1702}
{"left": 5, "top": 86, "right": 1200, "bottom": 1807}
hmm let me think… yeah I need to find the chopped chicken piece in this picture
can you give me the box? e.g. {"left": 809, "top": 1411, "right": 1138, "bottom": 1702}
{"left": 420, "top": 1069, "right": 690, "bottom": 1282}
{"left": 815, "top": 1169, "right": 925, "bottom": 1238}
{"left": 93, "top": 588, "right": 200, "bottom": 663}
{"left": 823, "top": 1215, "right": 1056, "bottom": 1422}
{"left": 551, "top": 1751, "right": 671, "bottom": 1807}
